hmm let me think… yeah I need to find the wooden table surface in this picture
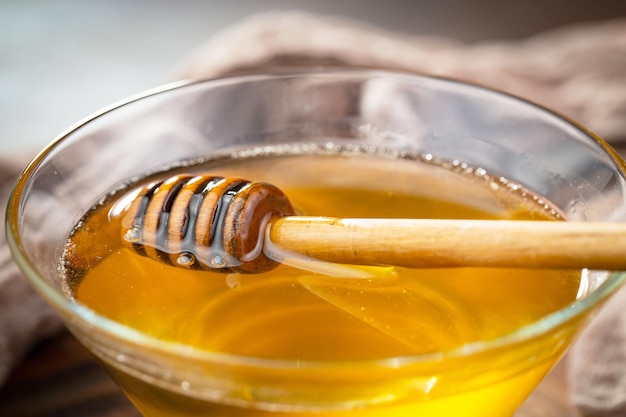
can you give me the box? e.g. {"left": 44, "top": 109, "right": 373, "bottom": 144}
{"left": 0, "top": 328, "right": 577, "bottom": 417}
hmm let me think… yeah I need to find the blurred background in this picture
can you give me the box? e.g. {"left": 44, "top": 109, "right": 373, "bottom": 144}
{"left": 2, "top": 0, "right": 626, "bottom": 156}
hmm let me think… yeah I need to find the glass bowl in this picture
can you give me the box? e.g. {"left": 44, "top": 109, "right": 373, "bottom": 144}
{"left": 6, "top": 69, "right": 626, "bottom": 417}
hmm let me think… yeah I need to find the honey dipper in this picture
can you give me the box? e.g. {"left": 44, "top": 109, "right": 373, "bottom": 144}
{"left": 120, "top": 174, "right": 626, "bottom": 273}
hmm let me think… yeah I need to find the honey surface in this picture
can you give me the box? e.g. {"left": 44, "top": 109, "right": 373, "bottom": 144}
{"left": 64, "top": 154, "right": 581, "bottom": 360}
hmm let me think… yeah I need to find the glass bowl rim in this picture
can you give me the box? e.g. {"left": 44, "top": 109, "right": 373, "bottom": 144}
{"left": 6, "top": 68, "right": 626, "bottom": 370}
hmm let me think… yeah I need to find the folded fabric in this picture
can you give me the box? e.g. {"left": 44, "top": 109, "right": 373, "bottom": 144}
{"left": 2, "top": 11, "right": 626, "bottom": 416}
{"left": 177, "top": 12, "right": 626, "bottom": 143}
{"left": 0, "top": 157, "right": 64, "bottom": 386}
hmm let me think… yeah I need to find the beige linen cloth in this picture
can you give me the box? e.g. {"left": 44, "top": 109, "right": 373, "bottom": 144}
{"left": 2, "top": 12, "right": 626, "bottom": 415}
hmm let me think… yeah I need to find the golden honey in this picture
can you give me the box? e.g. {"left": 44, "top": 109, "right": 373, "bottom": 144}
{"left": 62, "top": 152, "right": 582, "bottom": 417}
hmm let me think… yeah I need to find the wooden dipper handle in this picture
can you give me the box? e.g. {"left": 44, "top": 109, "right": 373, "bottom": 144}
{"left": 269, "top": 217, "right": 626, "bottom": 270}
